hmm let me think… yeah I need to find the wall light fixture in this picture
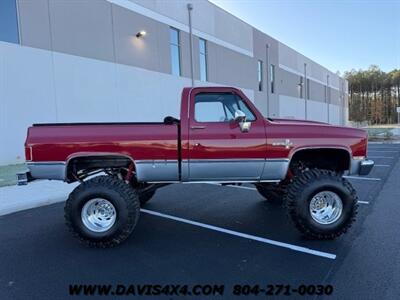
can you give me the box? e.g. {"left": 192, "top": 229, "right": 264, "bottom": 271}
{"left": 136, "top": 31, "right": 146, "bottom": 38}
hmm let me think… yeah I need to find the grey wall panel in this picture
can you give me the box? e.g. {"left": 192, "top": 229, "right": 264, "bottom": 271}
{"left": 278, "top": 68, "right": 302, "bottom": 99}
{"left": 179, "top": 31, "right": 192, "bottom": 79}
{"left": 192, "top": 36, "right": 201, "bottom": 81}
{"left": 18, "top": 0, "right": 51, "bottom": 50}
{"left": 207, "top": 41, "right": 256, "bottom": 90}
{"left": 131, "top": 0, "right": 254, "bottom": 56}
{"left": 49, "top": 0, "right": 115, "bottom": 62}
{"left": 252, "top": 28, "right": 279, "bottom": 117}
{"left": 309, "top": 80, "right": 325, "bottom": 103}
{"left": 213, "top": 5, "right": 253, "bottom": 55}
{"left": 112, "top": 4, "right": 170, "bottom": 73}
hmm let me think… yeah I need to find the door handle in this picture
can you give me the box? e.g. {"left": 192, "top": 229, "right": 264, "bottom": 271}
{"left": 190, "top": 126, "right": 206, "bottom": 130}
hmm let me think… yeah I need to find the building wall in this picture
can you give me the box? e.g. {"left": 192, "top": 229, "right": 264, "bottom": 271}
{"left": 0, "top": 0, "right": 348, "bottom": 165}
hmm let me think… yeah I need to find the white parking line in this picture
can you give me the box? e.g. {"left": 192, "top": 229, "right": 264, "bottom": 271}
{"left": 374, "top": 164, "right": 391, "bottom": 167}
{"left": 344, "top": 176, "right": 381, "bottom": 181}
{"left": 368, "top": 150, "right": 398, "bottom": 153}
{"left": 141, "top": 208, "right": 336, "bottom": 260}
{"left": 368, "top": 156, "right": 394, "bottom": 159}
{"left": 357, "top": 201, "right": 369, "bottom": 205}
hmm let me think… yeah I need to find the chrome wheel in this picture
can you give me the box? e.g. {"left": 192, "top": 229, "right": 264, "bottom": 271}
{"left": 309, "top": 191, "right": 343, "bottom": 225}
{"left": 81, "top": 198, "right": 117, "bottom": 232}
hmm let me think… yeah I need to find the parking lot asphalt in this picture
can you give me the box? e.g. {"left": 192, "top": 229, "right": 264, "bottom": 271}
{"left": 0, "top": 143, "right": 399, "bottom": 299}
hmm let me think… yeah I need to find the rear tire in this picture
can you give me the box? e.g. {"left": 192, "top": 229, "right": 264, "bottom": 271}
{"left": 284, "top": 169, "right": 358, "bottom": 240}
{"left": 64, "top": 175, "right": 140, "bottom": 248}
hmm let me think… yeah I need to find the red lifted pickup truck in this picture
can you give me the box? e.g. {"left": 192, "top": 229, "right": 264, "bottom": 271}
{"left": 20, "top": 87, "right": 373, "bottom": 247}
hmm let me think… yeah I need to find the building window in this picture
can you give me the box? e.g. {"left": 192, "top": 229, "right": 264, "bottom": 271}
{"left": 0, "top": 0, "right": 19, "bottom": 44}
{"left": 199, "top": 38, "right": 208, "bottom": 81}
{"left": 170, "top": 27, "right": 181, "bottom": 76}
{"left": 298, "top": 76, "right": 303, "bottom": 98}
{"left": 306, "top": 79, "right": 310, "bottom": 99}
{"left": 270, "top": 64, "right": 275, "bottom": 94}
{"left": 257, "top": 60, "right": 263, "bottom": 91}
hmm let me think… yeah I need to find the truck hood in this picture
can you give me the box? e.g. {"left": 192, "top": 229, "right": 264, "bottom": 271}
{"left": 266, "top": 117, "right": 328, "bottom": 126}
{"left": 266, "top": 118, "right": 366, "bottom": 136}
{"left": 266, "top": 117, "right": 368, "bottom": 152}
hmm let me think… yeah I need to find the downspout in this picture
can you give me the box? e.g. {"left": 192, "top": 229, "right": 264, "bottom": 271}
{"left": 187, "top": 3, "right": 195, "bottom": 87}
{"left": 15, "top": 0, "right": 22, "bottom": 44}
{"left": 266, "top": 44, "right": 270, "bottom": 117}
{"left": 304, "top": 63, "right": 307, "bottom": 120}
{"left": 327, "top": 74, "right": 330, "bottom": 124}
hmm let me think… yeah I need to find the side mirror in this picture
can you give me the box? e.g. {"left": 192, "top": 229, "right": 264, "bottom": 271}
{"left": 234, "top": 110, "right": 246, "bottom": 123}
{"left": 234, "top": 110, "right": 251, "bottom": 133}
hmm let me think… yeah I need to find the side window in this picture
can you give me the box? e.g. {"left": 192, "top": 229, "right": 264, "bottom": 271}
{"left": 194, "top": 93, "right": 256, "bottom": 123}
{"left": 0, "top": 0, "right": 20, "bottom": 44}
{"left": 232, "top": 95, "right": 256, "bottom": 121}
{"left": 195, "top": 100, "right": 227, "bottom": 122}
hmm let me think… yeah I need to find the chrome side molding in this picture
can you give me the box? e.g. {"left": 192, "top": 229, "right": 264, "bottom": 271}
{"left": 26, "top": 162, "right": 66, "bottom": 181}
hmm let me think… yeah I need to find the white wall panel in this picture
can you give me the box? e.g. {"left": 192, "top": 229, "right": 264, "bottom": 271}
{"left": 0, "top": 42, "right": 57, "bottom": 165}
{"left": 344, "top": 107, "right": 349, "bottom": 126}
{"left": 307, "top": 100, "right": 328, "bottom": 123}
{"left": 279, "top": 95, "right": 305, "bottom": 119}
{"left": 116, "top": 63, "right": 191, "bottom": 121}
{"left": 53, "top": 52, "right": 119, "bottom": 122}
{"left": 329, "top": 104, "right": 341, "bottom": 125}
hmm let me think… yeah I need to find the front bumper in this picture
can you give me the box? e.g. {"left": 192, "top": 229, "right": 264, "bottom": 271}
{"left": 349, "top": 158, "right": 375, "bottom": 176}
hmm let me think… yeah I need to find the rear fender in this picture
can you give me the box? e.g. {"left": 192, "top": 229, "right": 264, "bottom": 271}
{"left": 65, "top": 152, "right": 136, "bottom": 182}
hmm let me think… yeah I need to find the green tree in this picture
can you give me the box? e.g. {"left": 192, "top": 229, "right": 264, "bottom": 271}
{"left": 345, "top": 66, "right": 398, "bottom": 124}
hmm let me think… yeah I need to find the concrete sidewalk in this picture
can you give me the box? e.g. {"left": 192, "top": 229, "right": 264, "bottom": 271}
{"left": 0, "top": 180, "right": 77, "bottom": 216}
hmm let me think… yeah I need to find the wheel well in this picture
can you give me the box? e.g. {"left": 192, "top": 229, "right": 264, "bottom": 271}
{"left": 66, "top": 155, "right": 134, "bottom": 182}
{"left": 289, "top": 148, "right": 351, "bottom": 173}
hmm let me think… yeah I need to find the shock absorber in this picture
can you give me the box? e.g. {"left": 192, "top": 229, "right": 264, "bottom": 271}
{"left": 124, "top": 163, "right": 134, "bottom": 183}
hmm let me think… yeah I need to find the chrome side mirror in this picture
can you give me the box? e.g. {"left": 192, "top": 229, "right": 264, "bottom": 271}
{"left": 234, "top": 110, "right": 251, "bottom": 133}
{"left": 234, "top": 110, "right": 246, "bottom": 123}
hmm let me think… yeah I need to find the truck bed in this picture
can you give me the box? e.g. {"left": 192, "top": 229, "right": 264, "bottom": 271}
{"left": 26, "top": 123, "right": 179, "bottom": 162}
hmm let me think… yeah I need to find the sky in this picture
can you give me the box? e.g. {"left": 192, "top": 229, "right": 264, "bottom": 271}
{"left": 209, "top": 0, "right": 400, "bottom": 74}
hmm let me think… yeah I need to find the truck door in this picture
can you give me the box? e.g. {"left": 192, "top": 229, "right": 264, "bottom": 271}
{"left": 188, "top": 90, "right": 267, "bottom": 181}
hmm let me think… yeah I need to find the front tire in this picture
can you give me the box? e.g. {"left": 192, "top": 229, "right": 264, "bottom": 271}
{"left": 284, "top": 169, "right": 358, "bottom": 239}
{"left": 64, "top": 176, "right": 140, "bottom": 248}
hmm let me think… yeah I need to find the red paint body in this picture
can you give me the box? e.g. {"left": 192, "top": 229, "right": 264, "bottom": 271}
{"left": 25, "top": 87, "right": 367, "bottom": 170}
